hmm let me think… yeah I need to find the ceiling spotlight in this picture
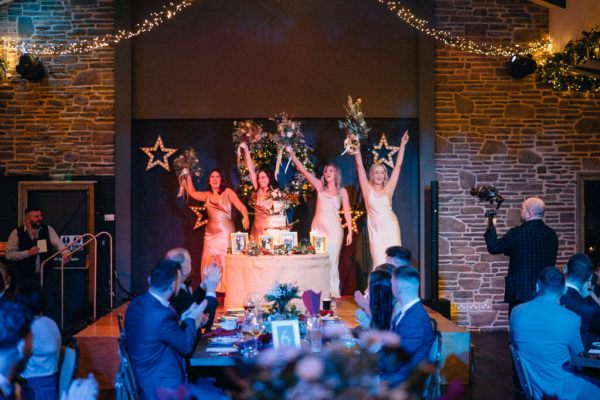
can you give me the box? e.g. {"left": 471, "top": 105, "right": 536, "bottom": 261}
{"left": 506, "top": 54, "right": 537, "bottom": 79}
{"left": 16, "top": 53, "right": 47, "bottom": 82}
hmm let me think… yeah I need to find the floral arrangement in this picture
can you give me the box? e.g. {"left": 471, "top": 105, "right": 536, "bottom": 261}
{"left": 172, "top": 147, "right": 202, "bottom": 198}
{"left": 265, "top": 282, "right": 301, "bottom": 315}
{"left": 241, "top": 329, "right": 433, "bottom": 400}
{"left": 242, "top": 239, "right": 315, "bottom": 257}
{"left": 234, "top": 116, "right": 316, "bottom": 204}
{"left": 270, "top": 112, "right": 306, "bottom": 177}
{"left": 339, "top": 96, "right": 371, "bottom": 155}
{"left": 537, "top": 27, "right": 600, "bottom": 93}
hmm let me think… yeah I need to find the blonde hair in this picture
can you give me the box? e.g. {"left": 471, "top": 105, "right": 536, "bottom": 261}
{"left": 369, "top": 163, "right": 389, "bottom": 187}
{"left": 320, "top": 164, "right": 342, "bottom": 193}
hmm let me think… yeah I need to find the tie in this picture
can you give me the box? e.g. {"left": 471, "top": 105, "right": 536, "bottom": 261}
{"left": 391, "top": 311, "right": 402, "bottom": 327}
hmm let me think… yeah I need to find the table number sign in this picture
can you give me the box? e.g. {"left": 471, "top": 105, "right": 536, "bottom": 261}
{"left": 271, "top": 320, "right": 301, "bottom": 349}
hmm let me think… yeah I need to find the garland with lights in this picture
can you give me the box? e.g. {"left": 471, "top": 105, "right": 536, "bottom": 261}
{"left": 537, "top": 28, "right": 600, "bottom": 93}
{"left": 2, "top": 0, "right": 550, "bottom": 58}
{"left": 233, "top": 118, "right": 316, "bottom": 205}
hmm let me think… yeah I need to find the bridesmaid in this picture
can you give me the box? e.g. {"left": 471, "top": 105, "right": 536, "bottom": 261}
{"left": 288, "top": 146, "right": 353, "bottom": 298}
{"left": 183, "top": 169, "right": 249, "bottom": 292}
{"left": 239, "top": 142, "right": 280, "bottom": 241}
{"left": 353, "top": 131, "right": 409, "bottom": 268}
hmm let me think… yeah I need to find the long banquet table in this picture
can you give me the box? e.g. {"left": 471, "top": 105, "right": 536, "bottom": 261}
{"left": 224, "top": 253, "right": 330, "bottom": 309}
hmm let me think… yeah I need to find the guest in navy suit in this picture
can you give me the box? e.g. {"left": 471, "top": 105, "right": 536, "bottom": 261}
{"left": 124, "top": 260, "right": 209, "bottom": 400}
{"left": 0, "top": 302, "right": 33, "bottom": 400}
{"left": 382, "top": 266, "right": 434, "bottom": 387}
{"left": 561, "top": 253, "right": 600, "bottom": 348}
{"left": 165, "top": 248, "right": 220, "bottom": 331}
{"left": 485, "top": 197, "right": 558, "bottom": 315}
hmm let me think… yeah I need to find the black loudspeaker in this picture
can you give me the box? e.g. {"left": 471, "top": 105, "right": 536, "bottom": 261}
{"left": 423, "top": 180, "right": 451, "bottom": 320}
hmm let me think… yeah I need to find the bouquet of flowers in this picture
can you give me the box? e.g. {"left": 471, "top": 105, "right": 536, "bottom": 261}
{"left": 232, "top": 120, "right": 267, "bottom": 166}
{"left": 270, "top": 112, "right": 305, "bottom": 177}
{"left": 339, "top": 96, "right": 371, "bottom": 155}
{"left": 172, "top": 147, "right": 202, "bottom": 198}
{"left": 265, "top": 282, "right": 301, "bottom": 315}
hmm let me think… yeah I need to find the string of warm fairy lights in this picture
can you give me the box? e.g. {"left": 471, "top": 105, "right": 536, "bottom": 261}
{"left": 1, "top": 0, "right": 195, "bottom": 55}
{"left": 1, "top": 0, "right": 552, "bottom": 57}
{"left": 379, "top": 0, "right": 552, "bottom": 57}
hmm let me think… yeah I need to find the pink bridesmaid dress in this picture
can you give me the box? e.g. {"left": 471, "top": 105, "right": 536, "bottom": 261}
{"left": 250, "top": 192, "right": 272, "bottom": 242}
{"left": 366, "top": 190, "right": 401, "bottom": 268}
{"left": 311, "top": 191, "right": 344, "bottom": 298}
{"left": 201, "top": 195, "right": 235, "bottom": 292}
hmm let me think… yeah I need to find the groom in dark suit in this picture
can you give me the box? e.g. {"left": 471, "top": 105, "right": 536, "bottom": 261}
{"left": 384, "top": 266, "right": 434, "bottom": 386}
{"left": 124, "top": 260, "right": 209, "bottom": 400}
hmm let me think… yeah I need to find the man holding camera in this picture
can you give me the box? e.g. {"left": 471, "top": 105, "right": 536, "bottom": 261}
{"left": 484, "top": 197, "right": 558, "bottom": 316}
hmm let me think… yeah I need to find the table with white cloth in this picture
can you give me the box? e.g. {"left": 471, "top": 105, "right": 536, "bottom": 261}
{"left": 224, "top": 253, "right": 331, "bottom": 309}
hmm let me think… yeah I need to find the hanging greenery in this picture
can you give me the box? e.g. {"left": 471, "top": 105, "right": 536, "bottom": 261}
{"left": 537, "top": 27, "right": 600, "bottom": 93}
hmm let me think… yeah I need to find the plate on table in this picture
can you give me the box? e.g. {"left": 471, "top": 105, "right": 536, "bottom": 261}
{"left": 226, "top": 308, "right": 246, "bottom": 316}
{"left": 209, "top": 336, "right": 238, "bottom": 345}
{"left": 592, "top": 342, "right": 600, "bottom": 348}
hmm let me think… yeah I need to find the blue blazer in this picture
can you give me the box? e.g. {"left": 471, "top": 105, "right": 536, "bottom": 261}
{"left": 560, "top": 287, "right": 600, "bottom": 347}
{"left": 125, "top": 292, "right": 197, "bottom": 400}
{"left": 384, "top": 300, "right": 434, "bottom": 386}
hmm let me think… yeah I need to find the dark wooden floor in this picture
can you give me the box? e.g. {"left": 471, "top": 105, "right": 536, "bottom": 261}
{"left": 468, "top": 330, "right": 515, "bottom": 400}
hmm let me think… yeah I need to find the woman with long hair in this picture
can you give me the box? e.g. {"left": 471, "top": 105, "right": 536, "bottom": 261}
{"left": 368, "top": 269, "right": 395, "bottom": 330}
{"left": 288, "top": 147, "right": 353, "bottom": 298}
{"left": 238, "top": 142, "right": 283, "bottom": 242}
{"left": 183, "top": 169, "right": 249, "bottom": 292}
{"left": 354, "top": 131, "right": 409, "bottom": 268}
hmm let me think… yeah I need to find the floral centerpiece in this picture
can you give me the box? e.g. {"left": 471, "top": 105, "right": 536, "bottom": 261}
{"left": 339, "top": 96, "right": 371, "bottom": 155}
{"left": 241, "top": 239, "right": 315, "bottom": 257}
{"left": 265, "top": 282, "right": 301, "bottom": 317}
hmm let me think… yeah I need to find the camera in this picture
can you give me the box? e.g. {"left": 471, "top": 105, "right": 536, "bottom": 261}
{"left": 470, "top": 186, "right": 504, "bottom": 228}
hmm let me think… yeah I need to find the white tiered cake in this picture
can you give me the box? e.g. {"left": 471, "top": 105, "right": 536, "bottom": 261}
{"left": 266, "top": 200, "right": 290, "bottom": 246}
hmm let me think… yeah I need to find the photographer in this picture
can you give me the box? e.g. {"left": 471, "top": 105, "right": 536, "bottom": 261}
{"left": 484, "top": 197, "right": 558, "bottom": 316}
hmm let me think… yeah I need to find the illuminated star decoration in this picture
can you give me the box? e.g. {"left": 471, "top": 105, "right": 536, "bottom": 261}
{"left": 339, "top": 209, "right": 366, "bottom": 234}
{"left": 372, "top": 133, "right": 399, "bottom": 169}
{"left": 140, "top": 135, "right": 178, "bottom": 171}
{"left": 189, "top": 206, "right": 208, "bottom": 230}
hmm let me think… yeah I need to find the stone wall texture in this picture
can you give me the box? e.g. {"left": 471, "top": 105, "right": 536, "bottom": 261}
{"left": 0, "top": 0, "right": 115, "bottom": 177}
{"left": 434, "top": 0, "right": 600, "bottom": 329}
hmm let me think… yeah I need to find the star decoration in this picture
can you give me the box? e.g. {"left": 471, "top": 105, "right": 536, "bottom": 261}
{"left": 339, "top": 209, "right": 366, "bottom": 234}
{"left": 140, "top": 135, "right": 178, "bottom": 171}
{"left": 372, "top": 133, "right": 399, "bottom": 169}
{"left": 189, "top": 206, "right": 208, "bottom": 230}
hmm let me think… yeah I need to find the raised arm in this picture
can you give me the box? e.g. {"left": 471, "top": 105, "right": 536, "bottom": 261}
{"left": 340, "top": 188, "right": 353, "bottom": 246}
{"left": 286, "top": 146, "right": 322, "bottom": 191}
{"left": 183, "top": 174, "right": 208, "bottom": 202}
{"left": 240, "top": 142, "right": 258, "bottom": 190}
{"left": 386, "top": 131, "right": 409, "bottom": 194}
{"left": 225, "top": 188, "right": 250, "bottom": 230}
{"left": 354, "top": 150, "right": 371, "bottom": 196}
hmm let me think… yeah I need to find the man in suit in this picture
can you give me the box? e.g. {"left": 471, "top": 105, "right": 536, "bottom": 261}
{"left": 165, "top": 248, "right": 219, "bottom": 331}
{"left": 385, "top": 246, "right": 411, "bottom": 267}
{"left": 0, "top": 302, "right": 33, "bottom": 400}
{"left": 124, "top": 260, "right": 209, "bottom": 400}
{"left": 511, "top": 266, "right": 600, "bottom": 399}
{"left": 485, "top": 197, "right": 558, "bottom": 315}
{"left": 383, "top": 266, "right": 434, "bottom": 386}
{"left": 560, "top": 253, "right": 600, "bottom": 347}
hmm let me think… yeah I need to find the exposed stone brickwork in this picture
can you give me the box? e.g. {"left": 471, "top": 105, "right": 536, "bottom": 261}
{"left": 435, "top": 0, "right": 600, "bottom": 329}
{"left": 0, "top": 0, "right": 115, "bottom": 177}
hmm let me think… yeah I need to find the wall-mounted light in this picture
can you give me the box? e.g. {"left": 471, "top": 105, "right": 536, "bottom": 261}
{"left": 506, "top": 54, "right": 537, "bottom": 79}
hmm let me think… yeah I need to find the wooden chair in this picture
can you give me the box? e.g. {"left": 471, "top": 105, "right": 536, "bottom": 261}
{"left": 115, "top": 314, "right": 139, "bottom": 400}
{"left": 509, "top": 339, "right": 534, "bottom": 400}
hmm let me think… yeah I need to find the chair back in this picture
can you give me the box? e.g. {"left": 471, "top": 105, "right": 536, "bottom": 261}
{"left": 509, "top": 339, "right": 534, "bottom": 400}
{"left": 115, "top": 314, "right": 139, "bottom": 400}
{"left": 58, "top": 338, "right": 79, "bottom": 398}
{"left": 423, "top": 318, "right": 442, "bottom": 400}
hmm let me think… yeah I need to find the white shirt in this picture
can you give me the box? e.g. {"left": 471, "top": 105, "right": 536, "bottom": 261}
{"left": 149, "top": 290, "right": 170, "bottom": 308}
{"left": 21, "top": 316, "right": 62, "bottom": 379}
{"left": 565, "top": 282, "right": 581, "bottom": 295}
{"left": 5, "top": 225, "right": 65, "bottom": 272}
{"left": 395, "top": 298, "right": 421, "bottom": 325}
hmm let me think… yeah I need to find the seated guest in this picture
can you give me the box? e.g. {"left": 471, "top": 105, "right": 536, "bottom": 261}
{"left": 0, "top": 263, "right": 14, "bottom": 302}
{"left": 511, "top": 266, "right": 600, "bottom": 400}
{"left": 125, "top": 260, "right": 210, "bottom": 400}
{"left": 15, "top": 282, "right": 61, "bottom": 400}
{"left": 385, "top": 246, "right": 411, "bottom": 267}
{"left": 382, "top": 266, "right": 434, "bottom": 387}
{"left": 561, "top": 254, "right": 600, "bottom": 347}
{"left": 0, "top": 301, "right": 33, "bottom": 400}
{"left": 355, "top": 269, "right": 394, "bottom": 330}
{"left": 165, "top": 248, "right": 219, "bottom": 331}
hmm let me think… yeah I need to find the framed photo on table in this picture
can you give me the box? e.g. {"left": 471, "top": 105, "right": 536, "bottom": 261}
{"left": 279, "top": 231, "right": 297, "bottom": 251}
{"left": 271, "top": 320, "right": 301, "bottom": 349}
{"left": 259, "top": 235, "right": 273, "bottom": 250}
{"left": 231, "top": 232, "right": 249, "bottom": 254}
{"left": 310, "top": 232, "right": 327, "bottom": 254}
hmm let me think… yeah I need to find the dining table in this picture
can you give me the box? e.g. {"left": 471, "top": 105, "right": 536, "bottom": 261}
{"left": 572, "top": 347, "right": 600, "bottom": 369}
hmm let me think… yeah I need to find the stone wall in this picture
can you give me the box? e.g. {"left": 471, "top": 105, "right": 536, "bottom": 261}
{"left": 0, "top": 0, "right": 115, "bottom": 177}
{"left": 434, "top": 0, "right": 600, "bottom": 329}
